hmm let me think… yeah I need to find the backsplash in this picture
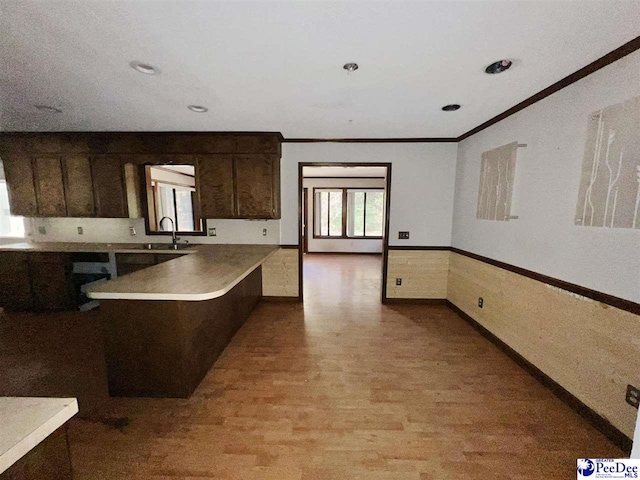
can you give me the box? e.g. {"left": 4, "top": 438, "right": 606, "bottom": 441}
{"left": 24, "top": 217, "right": 281, "bottom": 245}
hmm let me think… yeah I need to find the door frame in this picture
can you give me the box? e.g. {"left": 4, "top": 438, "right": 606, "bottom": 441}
{"left": 302, "top": 187, "right": 309, "bottom": 253}
{"left": 297, "top": 162, "right": 392, "bottom": 303}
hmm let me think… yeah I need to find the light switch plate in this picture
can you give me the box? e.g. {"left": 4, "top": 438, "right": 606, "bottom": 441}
{"left": 396, "top": 278, "right": 402, "bottom": 286}
{"left": 129, "top": 226, "right": 137, "bottom": 236}
{"left": 77, "top": 226, "right": 83, "bottom": 235}
{"left": 263, "top": 228, "right": 267, "bottom": 236}
{"left": 208, "top": 227, "right": 217, "bottom": 237}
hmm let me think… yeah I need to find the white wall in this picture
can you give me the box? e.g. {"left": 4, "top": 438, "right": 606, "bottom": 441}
{"left": 452, "top": 50, "right": 640, "bottom": 303}
{"left": 303, "top": 177, "right": 386, "bottom": 253}
{"left": 26, "top": 217, "right": 280, "bottom": 245}
{"left": 281, "top": 143, "right": 458, "bottom": 247}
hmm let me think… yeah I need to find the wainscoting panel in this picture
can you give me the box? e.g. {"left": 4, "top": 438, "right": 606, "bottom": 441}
{"left": 447, "top": 251, "right": 640, "bottom": 438}
{"left": 386, "top": 250, "right": 449, "bottom": 299}
{"left": 261, "top": 248, "right": 299, "bottom": 298}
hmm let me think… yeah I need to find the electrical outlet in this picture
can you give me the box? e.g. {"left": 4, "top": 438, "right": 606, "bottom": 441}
{"left": 478, "top": 297, "right": 484, "bottom": 308}
{"left": 208, "top": 227, "right": 217, "bottom": 237}
{"left": 398, "top": 231, "right": 410, "bottom": 240}
{"left": 263, "top": 228, "right": 267, "bottom": 236}
{"left": 396, "top": 278, "right": 402, "bottom": 286}
{"left": 626, "top": 384, "right": 640, "bottom": 409}
{"left": 77, "top": 226, "right": 83, "bottom": 235}
{"left": 129, "top": 226, "right": 137, "bottom": 236}
{"left": 38, "top": 226, "right": 47, "bottom": 235}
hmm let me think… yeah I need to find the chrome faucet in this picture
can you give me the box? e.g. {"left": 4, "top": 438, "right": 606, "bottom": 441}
{"left": 159, "top": 216, "right": 179, "bottom": 249}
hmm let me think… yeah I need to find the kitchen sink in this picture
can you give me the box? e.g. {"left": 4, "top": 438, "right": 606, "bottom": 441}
{"left": 142, "top": 243, "right": 192, "bottom": 251}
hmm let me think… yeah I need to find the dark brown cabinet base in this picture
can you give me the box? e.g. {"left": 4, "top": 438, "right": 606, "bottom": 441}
{"left": 0, "top": 252, "right": 75, "bottom": 312}
{"left": 100, "top": 266, "right": 262, "bottom": 398}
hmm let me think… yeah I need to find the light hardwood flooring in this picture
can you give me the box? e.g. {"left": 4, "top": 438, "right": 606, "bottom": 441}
{"left": 68, "top": 253, "right": 623, "bottom": 479}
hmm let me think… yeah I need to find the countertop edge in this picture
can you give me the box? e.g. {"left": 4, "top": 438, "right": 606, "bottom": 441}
{"left": 0, "top": 398, "right": 78, "bottom": 475}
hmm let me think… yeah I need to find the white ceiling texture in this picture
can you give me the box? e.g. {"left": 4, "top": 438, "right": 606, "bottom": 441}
{"left": 1, "top": 1, "right": 639, "bottom": 138}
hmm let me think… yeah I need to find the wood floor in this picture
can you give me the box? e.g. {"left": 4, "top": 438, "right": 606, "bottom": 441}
{"left": 68, "top": 253, "right": 623, "bottom": 479}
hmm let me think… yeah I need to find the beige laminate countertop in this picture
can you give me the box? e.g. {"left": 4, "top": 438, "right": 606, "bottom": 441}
{"left": 86, "top": 244, "right": 279, "bottom": 301}
{"left": 0, "top": 242, "right": 199, "bottom": 254}
{"left": 0, "top": 397, "right": 78, "bottom": 475}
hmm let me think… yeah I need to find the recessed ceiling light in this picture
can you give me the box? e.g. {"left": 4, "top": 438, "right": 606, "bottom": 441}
{"left": 129, "top": 60, "right": 160, "bottom": 75}
{"left": 442, "top": 104, "right": 461, "bottom": 112}
{"left": 35, "top": 105, "right": 62, "bottom": 113}
{"left": 343, "top": 62, "right": 359, "bottom": 72}
{"left": 485, "top": 59, "right": 513, "bottom": 74}
{"left": 187, "top": 105, "right": 208, "bottom": 113}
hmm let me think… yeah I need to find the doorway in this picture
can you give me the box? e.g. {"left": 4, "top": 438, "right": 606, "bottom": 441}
{"left": 298, "top": 163, "right": 392, "bottom": 304}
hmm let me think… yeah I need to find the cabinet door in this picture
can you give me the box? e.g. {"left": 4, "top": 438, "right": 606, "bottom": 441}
{"left": 91, "top": 157, "right": 128, "bottom": 218}
{"left": 29, "top": 253, "right": 75, "bottom": 311}
{"left": 1, "top": 152, "right": 38, "bottom": 216}
{"left": 198, "top": 156, "right": 235, "bottom": 218}
{"left": 0, "top": 252, "right": 33, "bottom": 311}
{"left": 63, "top": 155, "right": 95, "bottom": 217}
{"left": 33, "top": 157, "right": 67, "bottom": 217}
{"left": 234, "top": 155, "right": 276, "bottom": 218}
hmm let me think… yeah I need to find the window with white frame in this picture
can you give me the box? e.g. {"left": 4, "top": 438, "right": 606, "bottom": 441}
{"left": 314, "top": 188, "right": 384, "bottom": 239}
{"left": 0, "top": 180, "right": 25, "bottom": 238}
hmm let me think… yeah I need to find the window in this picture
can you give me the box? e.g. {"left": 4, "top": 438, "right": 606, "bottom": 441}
{"left": 314, "top": 189, "right": 343, "bottom": 237}
{"left": 145, "top": 164, "right": 201, "bottom": 234}
{"left": 347, "top": 189, "right": 384, "bottom": 237}
{"left": 314, "top": 188, "right": 384, "bottom": 239}
{"left": 0, "top": 181, "right": 25, "bottom": 238}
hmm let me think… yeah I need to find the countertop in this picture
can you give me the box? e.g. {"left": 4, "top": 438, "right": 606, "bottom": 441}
{"left": 0, "top": 242, "right": 279, "bottom": 301}
{"left": 87, "top": 244, "right": 279, "bottom": 301}
{"left": 0, "top": 242, "right": 199, "bottom": 254}
{"left": 0, "top": 397, "right": 78, "bottom": 475}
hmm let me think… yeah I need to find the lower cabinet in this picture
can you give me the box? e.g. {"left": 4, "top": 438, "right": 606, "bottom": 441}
{"left": 0, "top": 252, "right": 76, "bottom": 312}
{"left": 0, "top": 252, "right": 33, "bottom": 311}
{"left": 29, "top": 253, "right": 76, "bottom": 311}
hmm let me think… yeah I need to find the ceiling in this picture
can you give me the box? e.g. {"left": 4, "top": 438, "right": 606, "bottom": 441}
{"left": 303, "top": 166, "right": 387, "bottom": 178}
{"left": 1, "top": 1, "right": 639, "bottom": 138}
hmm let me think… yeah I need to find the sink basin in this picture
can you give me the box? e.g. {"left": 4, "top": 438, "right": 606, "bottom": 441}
{"left": 142, "top": 243, "right": 192, "bottom": 251}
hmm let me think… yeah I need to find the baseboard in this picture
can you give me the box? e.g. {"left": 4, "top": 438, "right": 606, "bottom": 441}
{"left": 261, "top": 296, "right": 302, "bottom": 303}
{"left": 384, "top": 298, "right": 448, "bottom": 305}
{"left": 305, "top": 252, "right": 382, "bottom": 255}
{"left": 445, "top": 300, "right": 633, "bottom": 454}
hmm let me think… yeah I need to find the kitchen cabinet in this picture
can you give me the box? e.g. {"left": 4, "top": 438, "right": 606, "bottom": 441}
{"left": 33, "top": 157, "right": 67, "bottom": 217}
{"left": 91, "top": 157, "right": 128, "bottom": 218}
{"left": 0, "top": 133, "right": 281, "bottom": 220}
{"left": 0, "top": 252, "right": 33, "bottom": 311}
{"left": 235, "top": 154, "right": 279, "bottom": 218}
{"left": 0, "top": 252, "right": 75, "bottom": 312}
{"left": 63, "top": 155, "right": 95, "bottom": 217}
{"left": 29, "top": 253, "right": 75, "bottom": 311}
{"left": 197, "top": 154, "right": 280, "bottom": 219}
{"left": 198, "top": 155, "right": 235, "bottom": 218}
{"left": 1, "top": 151, "right": 38, "bottom": 217}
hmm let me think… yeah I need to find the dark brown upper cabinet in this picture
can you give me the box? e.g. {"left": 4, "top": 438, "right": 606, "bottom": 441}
{"left": 63, "top": 155, "right": 95, "bottom": 217}
{"left": 91, "top": 156, "right": 128, "bottom": 218}
{"left": 0, "top": 150, "right": 38, "bottom": 217}
{"left": 235, "top": 155, "right": 279, "bottom": 218}
{"left": 197, "top": 155, "right": 280, "bottom": 219}
{"left": 198, "top": 155, "right": 235, "bottom": 218}
{"left": 0, "top": 132, "right": 281, "bottom": 219}
{"left": 33, "top": 156, "right": 67, "bottom": 217}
